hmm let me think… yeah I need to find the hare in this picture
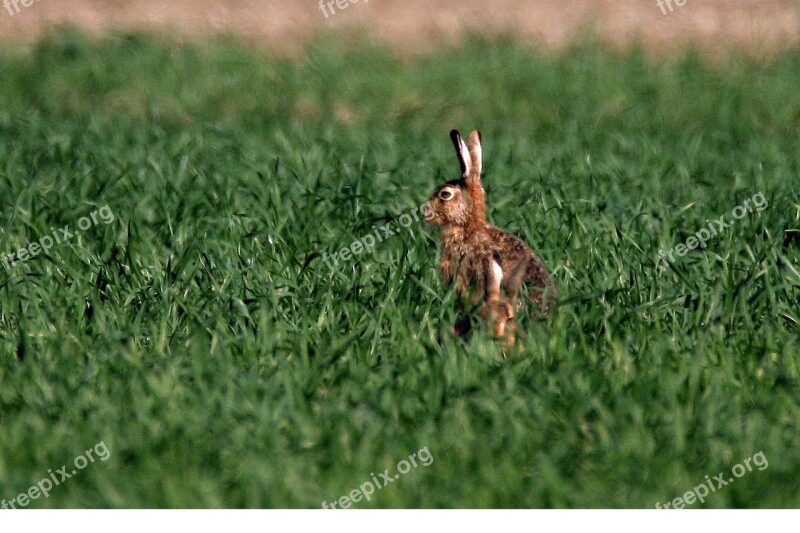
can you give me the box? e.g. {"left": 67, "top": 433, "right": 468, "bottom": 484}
{"left": 425, "top": 130, "right": 557, "bottom": 346}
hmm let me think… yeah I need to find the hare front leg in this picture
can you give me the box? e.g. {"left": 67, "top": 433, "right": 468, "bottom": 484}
{"left": 482, "top": 253, "right": 517, "bottom": 348}
{"left": 480, "top": 299, "right": 516, "bottom": 349}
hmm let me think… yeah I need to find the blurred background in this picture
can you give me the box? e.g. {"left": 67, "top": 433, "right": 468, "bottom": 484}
{"left": 1, "top": 0, "right": 799, "bottom": 54}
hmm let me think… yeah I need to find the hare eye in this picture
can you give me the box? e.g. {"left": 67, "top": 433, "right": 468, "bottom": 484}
{"left": 438, "top": 190, "right": 454, "bottom": 201}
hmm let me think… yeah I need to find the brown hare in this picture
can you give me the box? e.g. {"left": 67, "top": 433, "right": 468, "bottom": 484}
{"left": 425, "top": 130, "right": 557, "bottom": 347}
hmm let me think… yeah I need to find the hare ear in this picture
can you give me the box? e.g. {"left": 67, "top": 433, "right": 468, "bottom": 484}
{"left": 450, "top": 129, "right": 472, "bottom": 178}
{"left": 464, "top": 130, "right": 486, "bottom": 225}
{"left": 467, "top": 130, "right": 482, "bottom": 178}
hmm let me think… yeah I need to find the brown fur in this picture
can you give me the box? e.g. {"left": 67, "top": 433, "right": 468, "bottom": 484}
{"left": 426, "top": 130, "right": 557, "bottom": 347}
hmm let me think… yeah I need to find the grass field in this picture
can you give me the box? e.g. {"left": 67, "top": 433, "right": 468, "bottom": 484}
{"left": 0, "top": 30, "right": 799, "bottom": 508}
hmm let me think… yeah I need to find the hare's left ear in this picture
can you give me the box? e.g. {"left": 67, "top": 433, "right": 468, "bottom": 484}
{"left": 467, "top": 130, "right": 482, "bottom": 178}
{"left": 450, "top": 129, "right": 472, "bottom": 178}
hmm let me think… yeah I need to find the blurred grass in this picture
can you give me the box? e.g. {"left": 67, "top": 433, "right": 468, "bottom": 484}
{"left": 0, "top": 29, "right": 798, "bottom": 508}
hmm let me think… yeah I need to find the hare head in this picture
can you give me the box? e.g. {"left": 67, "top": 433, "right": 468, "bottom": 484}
{"left": 425, "top": 130, "right": 486, "bottom": 230}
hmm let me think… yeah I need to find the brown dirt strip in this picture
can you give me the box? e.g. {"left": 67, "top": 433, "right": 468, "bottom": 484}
{"left": 0, "top": 0, "right": 798, "bottom": 55}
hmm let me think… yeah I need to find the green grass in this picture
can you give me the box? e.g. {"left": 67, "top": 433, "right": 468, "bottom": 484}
{"left": 0, "top": 29, "right": 799, "bottom": 508}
